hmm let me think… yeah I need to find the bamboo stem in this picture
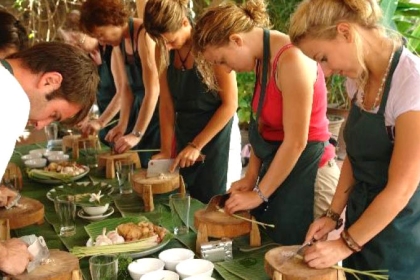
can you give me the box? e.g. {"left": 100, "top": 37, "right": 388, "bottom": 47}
{"left": 217, "top": 208, "right": 275, "bottom": 228}
{"left": 131, "top": 149, "right": 161, "bottom": 153}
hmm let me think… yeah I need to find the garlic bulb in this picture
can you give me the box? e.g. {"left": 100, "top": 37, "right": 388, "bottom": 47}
{"left": 95, "top": 228, "right": 113, "bottom": 246}
{"left": 107, "top": 230, "right": 125, "bottom": 244}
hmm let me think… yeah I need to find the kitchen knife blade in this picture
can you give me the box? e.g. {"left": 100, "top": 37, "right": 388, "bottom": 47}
{"left": 146, "top": 159, "right": 179, "bottom": 178}
{"left": 205, "top": 193, "right": 230, "bottom": 212}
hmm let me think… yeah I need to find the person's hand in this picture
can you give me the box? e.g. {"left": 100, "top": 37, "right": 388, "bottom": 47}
{"left": 224, "top": 189, "right": 262, "bottom": 214}
{"left": 0, "top": 238, "right": 33, "bottom": 275}
{"left": 171, "top": 145, "right": 202, "bottom": 172}
{"left": 305, "top": 216, "right": 337, "bottom": 243}
{"left": 304, "top": 238, "right": 352, "bottom": 269}
{"left": 229, "top": 177, "right": 255, "bottom": 192}
{"left": 81, "top": 119, "right": 102, "bottom": 136}
{"left": 113, "top": 134, "right": 141, "bottom": 154}
{"left": 0, "top": 185, "right": 19, "bottom": 208}
{"left": 105, "top": 125, "right": 125, "bottom": 144}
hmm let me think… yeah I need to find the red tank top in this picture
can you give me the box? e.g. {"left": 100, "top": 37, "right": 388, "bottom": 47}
{"left": 251, "top": 44, "right": 335, "bottom": 166}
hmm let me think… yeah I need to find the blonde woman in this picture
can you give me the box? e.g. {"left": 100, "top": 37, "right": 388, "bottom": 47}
{"left": 290, "top": 0, "right": 420, "bottom": 278}
{"left": 193, "top": 0, "right": 339, "bottom": 245}
{"left": 143, "top": 0, "right": 242, "bottom": 203}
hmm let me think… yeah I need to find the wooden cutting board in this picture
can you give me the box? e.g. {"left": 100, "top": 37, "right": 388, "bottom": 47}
{"left": 265, "top": 246, "right": 345, "bottom": 280}
{"left": 132, "top": 169, "right": 179, "bottom": 195}
{"left": 11, "top": 250, "right": 80, "bottom": 280}
{"left": 194, "top": 209, "right": 252, "bottom": 238}
{"left": 0, "top": 197, "right": 44, "bottom": 229}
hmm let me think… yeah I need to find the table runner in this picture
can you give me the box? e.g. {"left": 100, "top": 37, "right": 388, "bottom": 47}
{"left": 10, "top": 143, "right": 278, "bottom": 280}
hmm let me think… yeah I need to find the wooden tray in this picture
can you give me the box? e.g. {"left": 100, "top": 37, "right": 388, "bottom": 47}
{"left": 0, "top": 197, "right": 44, "bottom": 229}
{"left": 265, "top": 246, "right": 345, "bottom": 280}
{"left": 11, "top": 250, "right": 80, "bottom": 280}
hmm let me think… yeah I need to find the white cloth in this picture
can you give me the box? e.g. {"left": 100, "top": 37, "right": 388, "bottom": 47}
{"left": 347, "top": 47, "right": 420, "bottom": 125}
{"left": 0, "top": 65, "right": 30, "bottom": 180}
{"left": 226, "top": 114, "right": 242, "bottom": 190}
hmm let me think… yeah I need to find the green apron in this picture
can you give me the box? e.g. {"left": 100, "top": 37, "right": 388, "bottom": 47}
{"left": 96, "top": 45, "right": 118, "bottom": 144}
{"left": 249, "top": 30, "right": 326, "bottom": 245}
{"left": 167, "top": 51, "right": 233, "bottom": 203}
{"left": 343, "top": 47, "right": 420, "bottom": 280}
{"left": 121, "top": 18, "right": 160, "bottom": 167}
{"left": 0, "top": 59, "right": 13, "bottom": 74}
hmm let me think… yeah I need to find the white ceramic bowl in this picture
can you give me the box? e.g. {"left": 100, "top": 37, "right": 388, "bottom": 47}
{"left": 128, "top": 258, "right": 165, "bottom": 280}
{"left": 47, "top": 154, "right": 69, "bottom": 163}
{"left": 158, "top": 248, "right": 195, "bottom": 271}
{"left": 140, "top": 270, "right": 179, "bottom": 280}
{"left": 21, "top": 153, "right": 43, "bottom": 161}
{"left": 82, "top": 203, "right": 110, "bottom": 216}
{"left": 29, "top": 148, "right": 47, "bottom": 155}
{"left": 43, "top": 150, "right": 64, "bottom": 157}
{"left": 24, "top": 158, "right": 47, "bottom": 168}
{"left": 176, "top": 259, "right": 214, "bottom": 280}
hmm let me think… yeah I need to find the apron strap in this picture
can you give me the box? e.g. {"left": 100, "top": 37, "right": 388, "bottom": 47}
{"left": 254, "top": 29, "right": 270, "bottom": 121}
{"left": 0, "top": 59, "right": 14, "bottom": 75}
{"left": 378, "top": 46, "right": 403, "bottom": 115}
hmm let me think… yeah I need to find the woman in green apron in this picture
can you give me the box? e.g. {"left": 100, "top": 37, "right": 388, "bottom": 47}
{"left": 143, "top": 0, "right": 242, "bottom": 203}
{"left": 80, "top": 0, "right": 160, "bottom": 167}
{"left": 290, "top": 0, "right": 420, "bottom": 278}
{"left": 193, "top": 0, "right": 338, "bottom": 245}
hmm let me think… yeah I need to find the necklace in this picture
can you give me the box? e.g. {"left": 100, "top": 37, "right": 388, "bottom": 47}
{"left": 176, "top": 44, "right": 192, "bottom": 71}
{"left": 361, "top": 44, "right": 395, "bottom": 111}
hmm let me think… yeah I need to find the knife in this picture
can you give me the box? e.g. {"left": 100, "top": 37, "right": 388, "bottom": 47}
{"left": 147, "top": 159, "right": 179, "bottom": 178}
{"left": 205, "top": 193, "right": 230, "bottom": 212}
{"left": 286, "top": 238, "right": 316, "bottom": 261}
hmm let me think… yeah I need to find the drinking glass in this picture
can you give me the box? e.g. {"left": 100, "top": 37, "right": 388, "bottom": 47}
{"left": 44, "top": 122, "right": 58, "bottom": 151}
{"left": 169, "top": 193, "right": 190, "bottom": 235}
{"left": 115, "top": 160, "right": 134, "bottom": 194}
{"left": 89, "top": 254, "right": 118, "bottom": 280}
{"left": 54, "top": 195, "right": 76, "bottom": 237}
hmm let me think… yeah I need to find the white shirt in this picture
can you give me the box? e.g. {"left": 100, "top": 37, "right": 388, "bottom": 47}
{"left": 347, "top": 47, "right": 420, "bottom": 126}
{"left": 0, "top": 64, "right": 30, "bottom": 180}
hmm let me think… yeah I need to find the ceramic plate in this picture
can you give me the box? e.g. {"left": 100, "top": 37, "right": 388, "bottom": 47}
{"left": 46, "top": 181, "right": 113, "bottom": 201}
{"left": 78, "top": 207, "right": 114, "bottom": 221}
{"left": 86, "top": 237, "right": 171, "bottom": 258}
{"left": 28, "top": 165, "right": 90, "bottom": 185}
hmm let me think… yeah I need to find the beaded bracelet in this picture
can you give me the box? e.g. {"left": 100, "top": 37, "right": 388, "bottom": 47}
{"left": 321, "top": 208, "right": 343, "bottom": 230}
{"left": 341, "top": 229, "right": 362, "bottom": 253}
{"left": 253, "top": 185, "right": 269, "bottom": 203}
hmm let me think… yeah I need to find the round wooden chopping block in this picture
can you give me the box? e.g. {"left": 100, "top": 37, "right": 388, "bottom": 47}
{"left": 265, "top": 246, "right": 341, "bottom": 280}
{"left": 0, "top": 197, "right": 44, "bottom": 229}
{"left": 194, "top": 209, "right": 252, "bottom": 238}
{"left": 11, "top": 250, "right": 80, "bottom": 280}
{"left": 132, "top": 169, "right": 179, "bottom": 195}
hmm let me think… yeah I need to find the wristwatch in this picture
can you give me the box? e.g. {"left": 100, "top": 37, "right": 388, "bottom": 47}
{"left": 131, "top": 130, "right": 143, "bottom": 138}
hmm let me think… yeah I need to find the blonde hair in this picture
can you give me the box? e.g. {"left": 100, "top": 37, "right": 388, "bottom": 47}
{"left": 193, "top": 0, "right": 270, "bottom": 89}
{"left": 143, "top": 0, "right": 191, "bottom": 73}
{"left": 289, "top": 0, "right": 401, "bottom": 90}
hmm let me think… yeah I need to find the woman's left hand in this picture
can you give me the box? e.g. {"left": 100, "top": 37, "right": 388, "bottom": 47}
{"left": 114, "top": 134, "right": 141, "bottom": 154}
{"left": 224, "top": 190, "right": 262, "bottom": 214}
{"left": 304, "top": 238, "right": 353, "bottom": 269}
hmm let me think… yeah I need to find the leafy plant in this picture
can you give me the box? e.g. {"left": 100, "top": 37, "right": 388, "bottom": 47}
{"left": 326, "top": 75, "right": 349, "bottom": 109}
{"left": 236, "top": 72, "right": 255, "bottom": 125}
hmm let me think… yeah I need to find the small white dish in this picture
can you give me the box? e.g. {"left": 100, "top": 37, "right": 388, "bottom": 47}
{"left": 77, "top": 206, "right": 114, "bottom": 221}
{"left": 21, "top": 153, "right": 43, "bottom": 161}
{"left": 176, "top": 259, "right": 214, "bottom": 280}
{"left": 184, "top": 276, "right": 216, "bottom": 280}
{"left": 128, "top": 258, "right": 165, "bottom": 280}
{"left": 82, "top": 203, "right": 110, "bottom": 216}
{"left": 24, "top": 158, "right": 47, "bottom": 168}
{"left": 47, "top": 154, "right": 69, "bottom": 163}
{"left": 29, "top": 148, "right": 47, "bottom": 155}
{"left": 158, "top": 248, "right": 195, "bottom": 271}
{"left": 43, "top": 150, "right": 64, "bottom": 157}
{"left": 141, "top": 270, "right": 179, "bottom": 280}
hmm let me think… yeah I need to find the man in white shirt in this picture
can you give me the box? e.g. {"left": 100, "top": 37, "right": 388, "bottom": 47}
{"left": 0, "top": 42, "right": 99, "bottom": 276}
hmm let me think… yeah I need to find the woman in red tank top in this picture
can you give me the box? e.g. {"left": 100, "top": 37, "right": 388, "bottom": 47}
{"left": 193, "top": 0, "right": 340, "bottom": 244}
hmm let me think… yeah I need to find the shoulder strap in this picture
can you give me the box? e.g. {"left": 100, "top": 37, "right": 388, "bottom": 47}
{"left": 255, "top": 29, "right": 270, "bottom": 121}
{"left": 271, "top": 43, "right": 294, "bottom": 78}
{"left": 378, "top": 46, "right": 403, "bottom": 114}
{"left": 128, "top": 17, "right": 137, "bottom": 53}
{"left": 0, "top": 59, "right": 14, "bottom": 75}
